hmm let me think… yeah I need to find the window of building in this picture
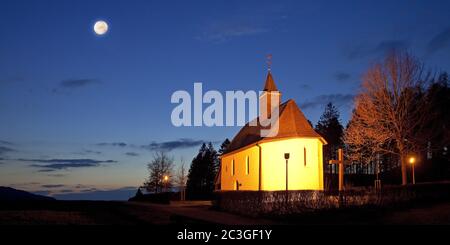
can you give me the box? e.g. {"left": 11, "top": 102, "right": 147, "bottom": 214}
{"left": 246, "top": 156, "right": 250, "bottom": 175}
{"left": 231, "top": 159, "right": 235, "bottom": 176}
{"left": 304, "top": 147, "right": 307, "bottom": 166}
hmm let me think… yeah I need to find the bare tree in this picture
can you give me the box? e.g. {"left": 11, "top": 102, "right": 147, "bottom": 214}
{"left": 175, "top": 157, "right": 188, "bottom": 201}
{"left": 175, "top": 157, "right": 188, "bottom": 188}
{"left": 344, "top": 51, "right": 429, "bottom": 185}
{"left": 143, "top": 151, "right": 174, "bottom": 193}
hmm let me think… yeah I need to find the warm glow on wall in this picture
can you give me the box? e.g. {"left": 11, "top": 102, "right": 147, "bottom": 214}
{"left": 220, "top": 137, "right": 324, "bottom": 191}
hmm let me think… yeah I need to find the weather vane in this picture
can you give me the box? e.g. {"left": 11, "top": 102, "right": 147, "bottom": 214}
{"left": 266, "top": 54, "right": 272, "bottom": 72}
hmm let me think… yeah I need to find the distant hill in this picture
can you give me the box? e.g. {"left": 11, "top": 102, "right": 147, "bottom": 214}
{"left": 0, "top": 186, "right": 55, "bottom": 201}
{"left": 52, "top": 187, "right": 137, "bottom": 201}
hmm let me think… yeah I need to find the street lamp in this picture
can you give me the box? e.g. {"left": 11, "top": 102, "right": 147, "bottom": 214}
{"left": 409, "top": 157, "right": 416, "bottom": 184}
{"left": 163, "top": 175, "right": 169, "bottom": 192}
{"left": 284, "top": 153, "right": 290, "bottom": 191}
{"left": 284, "top": 153, "right": 290, "bottom": 205}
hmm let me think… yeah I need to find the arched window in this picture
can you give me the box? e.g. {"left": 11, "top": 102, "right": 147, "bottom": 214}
{"left": 304, "top": 147, "right": 307, "bottom": 166}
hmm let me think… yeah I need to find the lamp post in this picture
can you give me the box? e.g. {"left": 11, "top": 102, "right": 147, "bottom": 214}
{"left": 163, "top": 175, "right": 169, "bottom": 192}
{"left": 284, "top": 153, "right": 290, "bottom": 205}
{"left": 409, "top": 157, "right": 416, "bottom": 184}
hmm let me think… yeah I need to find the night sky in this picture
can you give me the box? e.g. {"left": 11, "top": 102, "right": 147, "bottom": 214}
{"left": 1, "top": 0, "right": 450, "bottom": 199}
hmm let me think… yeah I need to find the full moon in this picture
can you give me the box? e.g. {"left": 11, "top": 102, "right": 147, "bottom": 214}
{"left": 94, "top": 20, "right": 108, "bottom": 35}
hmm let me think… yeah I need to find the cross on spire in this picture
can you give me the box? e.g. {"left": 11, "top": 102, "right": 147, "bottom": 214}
{"left": 266, "top": 54, "right": 272, "bottom": 72}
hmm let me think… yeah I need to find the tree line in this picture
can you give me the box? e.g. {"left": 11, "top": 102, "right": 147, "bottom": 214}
{"left": 142, "top": 140, "right": 230, "bottom": 199}
{"left": 318, "top": 51, "right": 449, "bottom": 186}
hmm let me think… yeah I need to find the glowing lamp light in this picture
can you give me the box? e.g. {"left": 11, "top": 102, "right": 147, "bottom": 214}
{"left": 409, "top": 157, "right": 416, "bottom": 164}
{"left": 163, "top": 175, "right": 169, "bottom": 181}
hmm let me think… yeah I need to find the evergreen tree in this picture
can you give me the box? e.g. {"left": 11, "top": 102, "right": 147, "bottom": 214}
{"left": 186, "top": 142, "right": 218, "bottom": 199}
{"left": 315, "top": 103, "right": 344, "bottom": 176}
{"left": 218, "top": 138, "right": 231, "bottom": 156}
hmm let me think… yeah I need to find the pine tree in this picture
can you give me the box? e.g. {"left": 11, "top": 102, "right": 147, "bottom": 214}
{"left": 186, "top": 142, "right": 218, "bottom": 199}
{"left": 218, "top": 138, "right": 231, "bottom": 155}
{"left": 315, "top": 102, "right": 344, "bottom": 176}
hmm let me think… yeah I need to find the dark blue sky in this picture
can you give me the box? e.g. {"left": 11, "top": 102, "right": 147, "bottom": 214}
{"left": 1, "top": 0, "right": 449, "bottom": 199}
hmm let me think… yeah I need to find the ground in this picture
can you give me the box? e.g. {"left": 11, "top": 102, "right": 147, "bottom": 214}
{"left": 0, "top": 200, "right": 449, "bottom": 225}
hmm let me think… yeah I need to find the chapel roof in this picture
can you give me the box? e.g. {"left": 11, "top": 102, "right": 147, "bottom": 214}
{"left": 225, "top": 98, "right": 326, "bottom": 154}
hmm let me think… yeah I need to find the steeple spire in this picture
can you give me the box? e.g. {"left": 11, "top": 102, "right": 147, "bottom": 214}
{"left": 264, "top": 54, "right": 278, "bottom": 91}
{"left": 263, "top": 72, "right": 278, "bottom": 91}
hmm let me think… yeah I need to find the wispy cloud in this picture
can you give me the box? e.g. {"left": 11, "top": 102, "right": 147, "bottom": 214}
{"left": 345, "top": 40, "right": 409, "bottom": 60}
{"left": 141, "top": 138, "right": 204, "bottom": 151}
{"left": 41, "top": 184, "right": 65, "bottom": 188}
{"left": 0, "top": 146, "right": 15, "bottom": 156}
{"left": 21, "top": 158, "right": 117, "bottom": 170}
{"left": 334, "top": 72, "right": 351, "bottom": 82}
{"left": 37, "top": 169, "right": 56, "bottom": 173}
{"left": 374, "top": 40, "right": 408, "bottom": 54}
{"left": 300, "top": 94, "right": 354, "bottom": 110}
{"left": 427, "top": 27, "right": 450, "bottom": 54}
{"left": 0, "top": 140, "right": 13, "bottom": 145}
{"left": 195, "top": 2, "right": 289, "bottom": 43}
{"left": 52, "top": 78, "right": 99, "bottom": 93}
{"left": 74, "top": 149, "right": 102, "bottom": 155}
{"left": 59, "top": 79, "right": 99, "bottom": 88}
{"left": 299, "top": 84, "right": 311, "bottom": 90}
{"left": 47, "top": 173, "right": 66, "bottom": 178}
{"left": 96, "top": 142, "right": 127, "bottom": 147}
{"left": 125, "top": 152, "right": 139, "bottom": 157}
{"left": 197, "top": 26, "right": 268, "bottom": 43}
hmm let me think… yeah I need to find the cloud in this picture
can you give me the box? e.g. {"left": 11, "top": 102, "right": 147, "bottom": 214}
{"left": 427, "top": 27, "right": 450, "bottom": 54}
{"left": 47, "top": 174, "right": 66, "bottom": 178}
{"left": 334, "top": 72, "right": 351, "bottom": 82}
{"left": 0, "top": 146, "right": 15, "bottom": 156}
{"left": 74, "top": 149, "right": 102, "bottom": 155}
{"left": 125, "top": 152, "right": 139, "bottom": 157}
{"left": 299, "top": 84, "right": 311, "bottom": 90}
{"left": 41, "top": 184, "right": 65, "bottom": 188}
{"left": 300, "top": 94, "right": 354, "bottom": 110}
{"left": 75, "top": 184, "right": 90, "bottom": 189}
{"left": 345, "top": 40, "right": 409, "bottom": 60}
{"left": 52, "top": 79, "right": 99, "bottom": 93}
{"left": 374, "top": 40, "right": 408, "bottom": 54}
{"left": 141, "top": 138, "right": 204, "bottom": 151}
{"left": 59, "top": 189, "right": 74, "bottom": 193}
{"left": 0, "top": 140, "right": 13, "bottom": 145}
{"left": 96, "top": 142, "right": 127, "bottom": 147}
{"left": 59, "top": 79, "right": 98, "bottom": 88}
{"left": 37, "top": 169, "right": 56, "bottom": 173}
{"left": 21, "top": 158, "right": 117, "bottom": 170}
{"left": 198, "top": 26, "right": 268, "bottom": 43}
